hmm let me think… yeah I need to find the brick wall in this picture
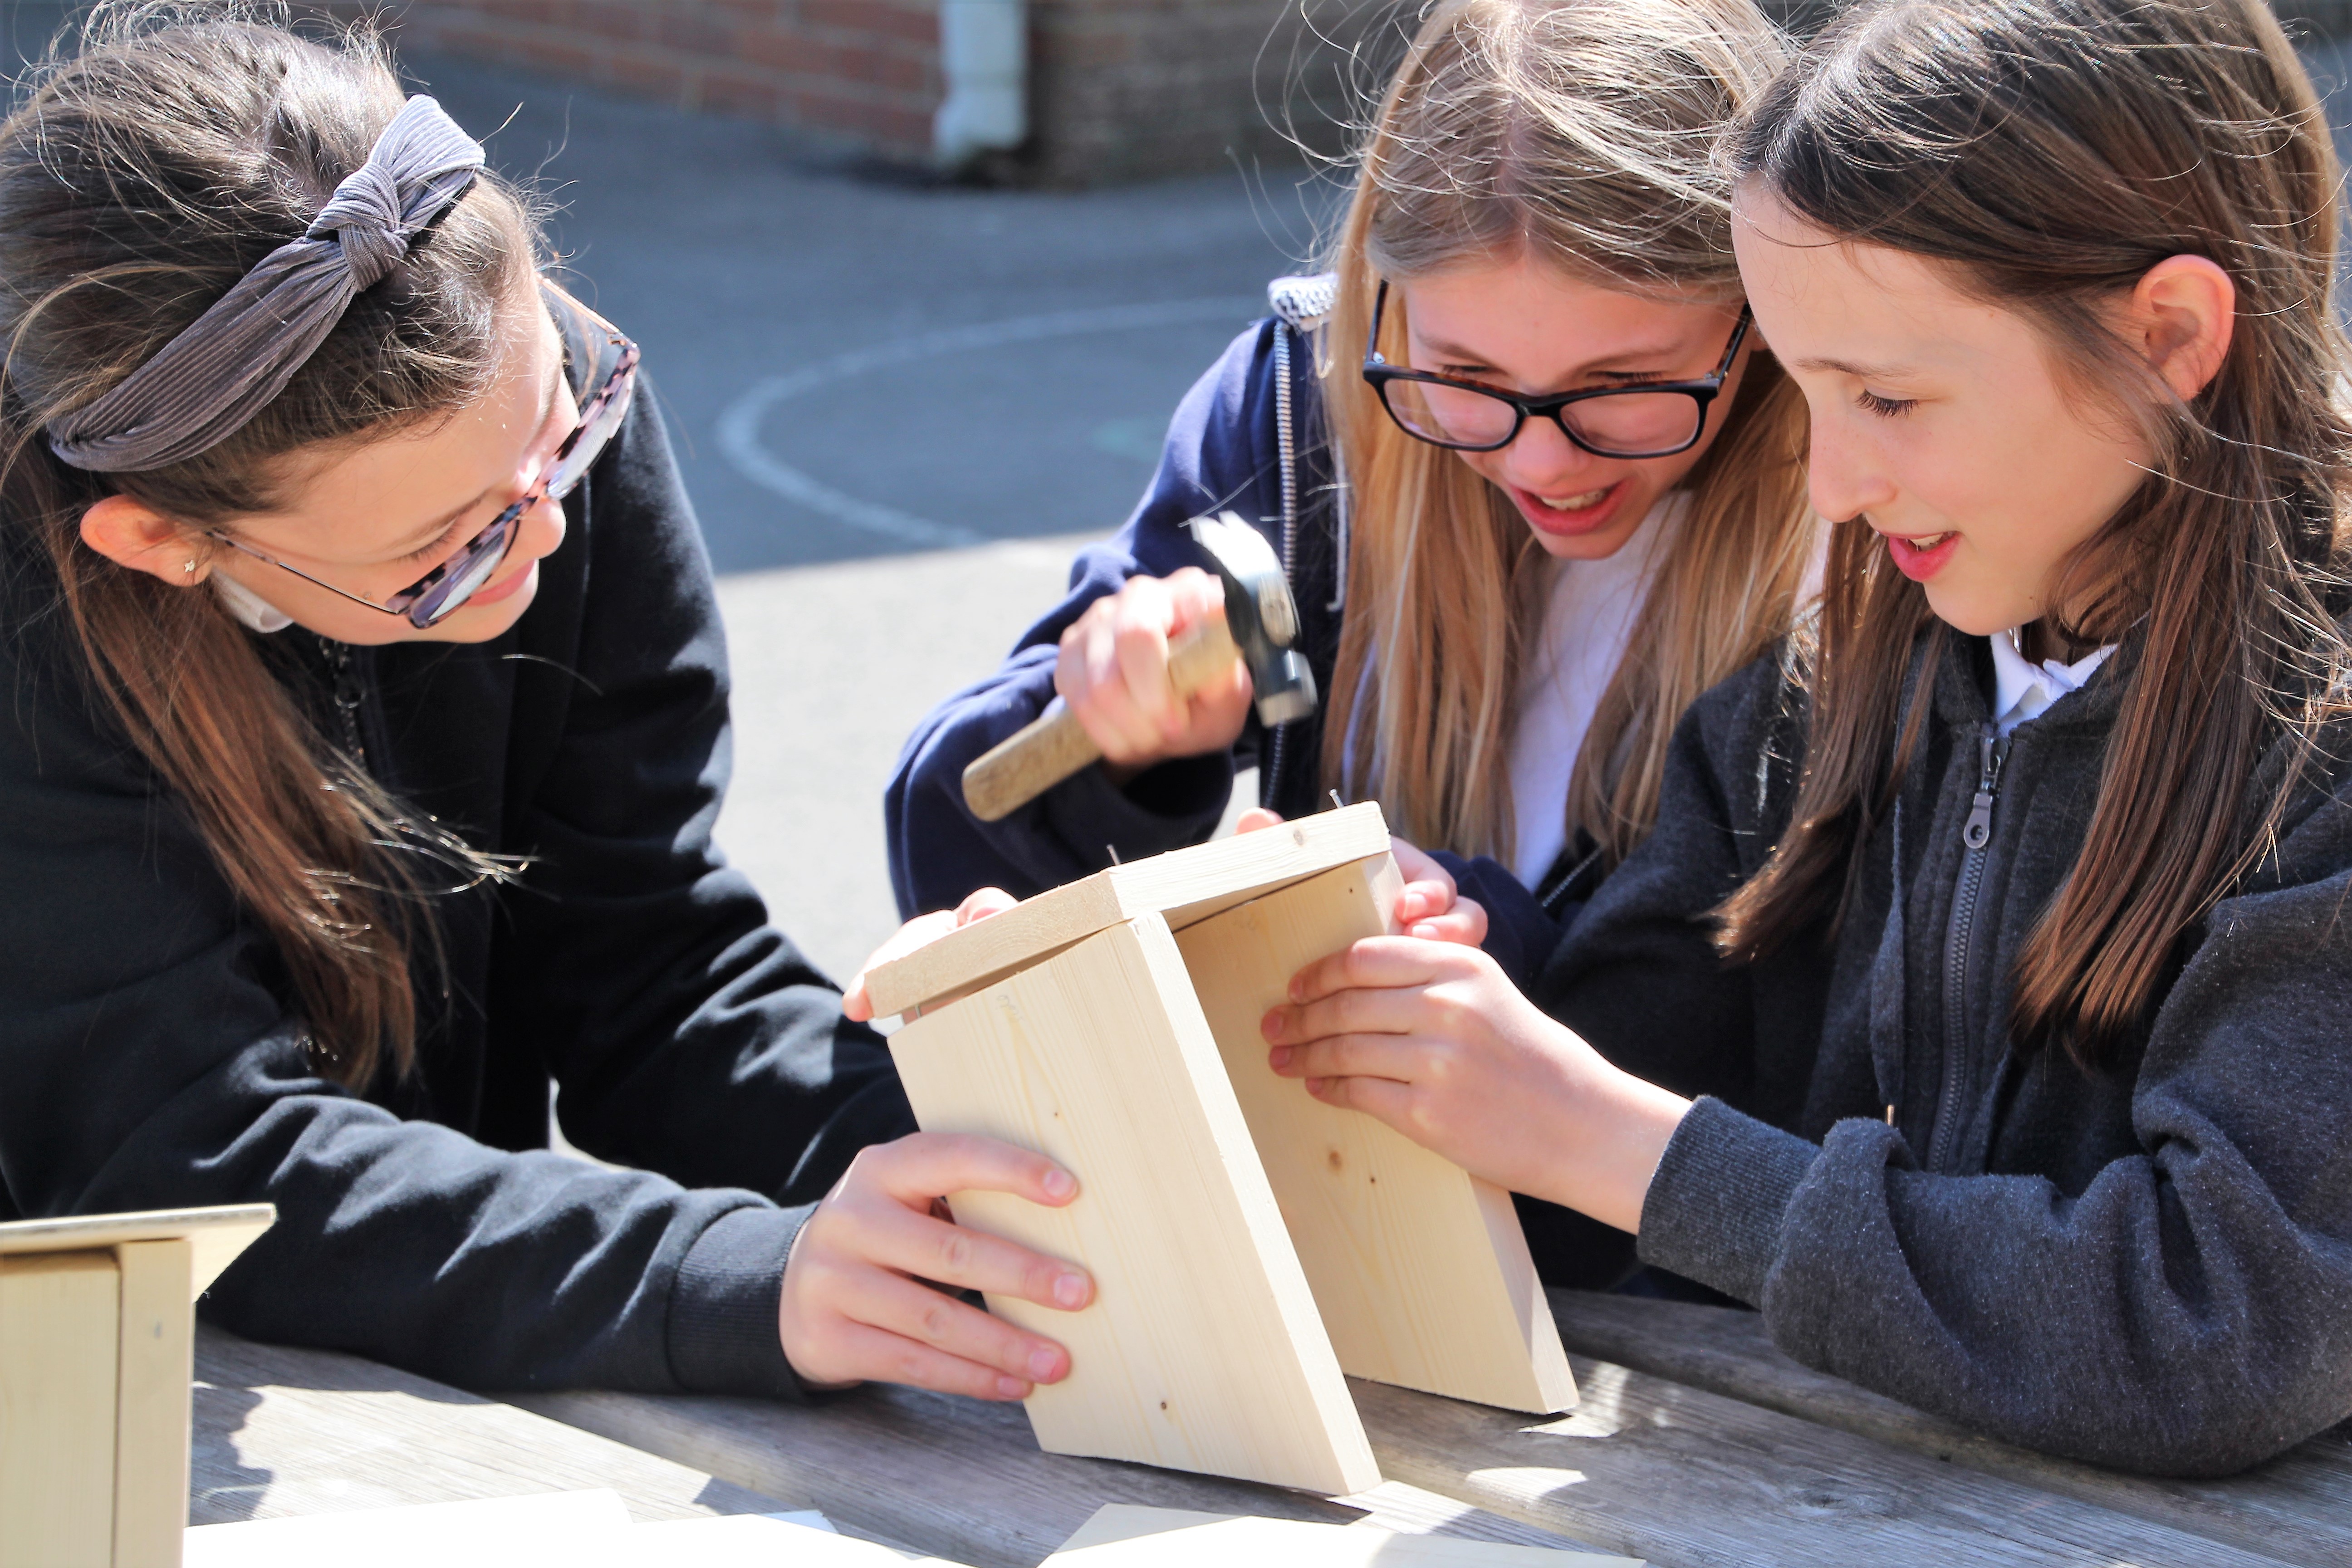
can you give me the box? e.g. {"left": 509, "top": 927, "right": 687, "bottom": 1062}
{"left": 368, "top": 3, "right": 945, "bottom": 161}
{"left": 1025, "top": 2, "right": 1331, "bottom": 185}
{"left": 345, "top": 2, "right": 2352, "bottom": 186}
{"left": 352, "top": 0, "right": 1333, "bottom": 183}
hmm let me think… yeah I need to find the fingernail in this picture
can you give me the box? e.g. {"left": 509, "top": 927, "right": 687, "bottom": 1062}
{"left": 1306, "top": 1078, "right": 1327, "bottom": 1096}
{"left": 1028, "top": 1348, "right": 1061, "bottom": 1380}
{"left": 997, "top": 1376, "right": 1030, "bottom": 1399}
{"left": 1041, "top": 1167, "right": 1076, "bottom": 1200}
{"left": 1289, "top": 975, "right": 1307, "bottom": 1003}
{"left": 1269, "top": 1046, "right": 1293, "bottom": 1071}
{"left": 1054, "top": 1271, "right": 1088, "bottom": 1308}
{"left": 1412, "top": 923, "right": 1438, "bottom": 940}
{"left": 1260, "top": 1009, "right": 1284, "bottom": 1041}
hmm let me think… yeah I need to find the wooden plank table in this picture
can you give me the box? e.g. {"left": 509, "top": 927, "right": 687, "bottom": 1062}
{"left": 195, "top": 1292, "right": 2352, "bottom": 1566}
{"left": 191, "top": 1326, "right": 1590, "bottom": 1564}
{"left": 510, "top": 1292, "right": 2352, "bottom": 1568}
{"left": 191, "top": 1326, "right": 791, "bottom": 1526}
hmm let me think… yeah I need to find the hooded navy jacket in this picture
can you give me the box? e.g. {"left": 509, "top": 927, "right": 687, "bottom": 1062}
{"left": 0, "top": 312, "right": 914, "bottom": 1399}
{"left": 886, "top": 298, "right": 1566, "bottom": 985}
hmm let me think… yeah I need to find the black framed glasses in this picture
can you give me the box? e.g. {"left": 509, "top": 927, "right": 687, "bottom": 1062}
{"left": 1361, "top": 279, "right": 1751, "bottom": 460}
{"left": 213, "top": 287, "right": 640, "bottom": 629}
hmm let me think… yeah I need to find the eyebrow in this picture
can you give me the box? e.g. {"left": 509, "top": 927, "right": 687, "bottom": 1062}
{"left": 1415, "top": 333, "right": 1697, "bottom": 380}
{"left": 1792, "top": 354, "right": 1915, "bottom": 380}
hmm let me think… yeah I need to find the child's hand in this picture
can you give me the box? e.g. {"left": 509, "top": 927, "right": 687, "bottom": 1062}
{"left": 843, "top": 887, "right": 1018, "bottom": 1023}
{"left": 1235, "top": 808, "right": 1487, "bottom": 946}
{"left": 1057, "top": 568, "right": 1254, "bottom": 780}
{"left": 779, "top": 1132, "right": 1093, "bottom": 1399}
{"left": 1258, "top": 936, "right": 1690, "bottom": 1233}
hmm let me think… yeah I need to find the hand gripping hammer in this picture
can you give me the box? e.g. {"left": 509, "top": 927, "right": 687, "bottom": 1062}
{"left": 960, "top": 512, "right": 1320, "bottom": 823}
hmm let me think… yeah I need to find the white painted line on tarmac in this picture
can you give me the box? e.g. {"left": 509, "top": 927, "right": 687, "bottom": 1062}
{"left": 715, "top": 296, "right": 1259, "bottom": 547}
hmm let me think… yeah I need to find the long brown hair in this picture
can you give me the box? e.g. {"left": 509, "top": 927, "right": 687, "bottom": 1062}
{"left": 0, "top": 5, "right": 537, "bottom": 1085}
{"left": 1716, "top": 0, "right": 2352, "bottom": 1065}
{"left": 1318, "top": 0, "right": 1818, "bottom": 871}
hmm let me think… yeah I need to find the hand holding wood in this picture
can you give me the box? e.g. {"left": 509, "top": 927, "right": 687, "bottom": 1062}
{"left": 777, "top": 1133, "right": 1094, "bottom": 1401}
{"left": 1261, "top": 937, "right": 1691, "bottom": 1234}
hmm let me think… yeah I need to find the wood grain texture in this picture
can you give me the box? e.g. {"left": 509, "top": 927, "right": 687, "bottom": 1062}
{"left": 889, "top": 913, "right": 1378, "bottom": 1494}
{"left": 1546, "top": 1289, "right": 2352, "bottom": 1568}
{"left": 1172, "top": 857, "right": 1575, "bottom": 1416}
{"left": 1049, "top": 1505, "right": 1641, "bottom": 1566}
{"left": 961, "top": 702, "right": 1114, "bottom": 825}
{"left": 962, "top": 619, "right": 1241, "bottom": 823}
{"left": 113, "top": 1240, "right": 194, "bottom": 1568}
{"left": 0, "top": 1207, "right": 273, "bottom": 1298}
{"left": 1356, "top": 1358, "right": 2303, "bottom": 1568}
{"left": 514, "top": 1379, "right": 1597, "bottom": 1568}
{"left": 189, "top": 1327, "right": 784, "bottom": 1527}
{"left": 868, "top": 803, "right": 1390, "bottom": 1016}
{"left": 0, "top": 1250, "right": 120, "bottom": 1568}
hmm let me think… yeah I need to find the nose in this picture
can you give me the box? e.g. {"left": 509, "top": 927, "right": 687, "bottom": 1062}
{"left": 1493, "top": 414, "right": 1602, "bottom": 491}
{"left": 514, "top": 488, "right": 568, "bottom": 564}
{"left": 1806, "top": 414, "right": 1896, "bottom": 523}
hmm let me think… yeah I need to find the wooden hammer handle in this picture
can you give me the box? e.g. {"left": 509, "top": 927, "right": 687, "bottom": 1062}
{"left": 961, "top": 616, "right": 1241, "bottom": 823}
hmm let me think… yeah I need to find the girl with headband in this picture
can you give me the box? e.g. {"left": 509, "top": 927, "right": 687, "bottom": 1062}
{"left": 886, "top": 0, "right": 1818, "bottom": 1001}
{"left": 0, "top": 10, "right": 1093, "bottom": 1405}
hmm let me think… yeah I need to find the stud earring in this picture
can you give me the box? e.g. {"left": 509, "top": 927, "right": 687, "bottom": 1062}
{"left": 183, "top": 560, "right": 196, "bottom": 573}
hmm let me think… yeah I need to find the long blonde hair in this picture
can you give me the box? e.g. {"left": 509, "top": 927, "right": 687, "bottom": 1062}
{"left": 1318, "top": 0, "right": 1816, "bottom": 871}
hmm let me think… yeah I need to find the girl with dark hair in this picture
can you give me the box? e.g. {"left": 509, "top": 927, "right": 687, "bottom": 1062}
{"left": 1257, "top": 0, "right": 2352, "bottom": 1473}
{"left": 0, "top": 7, "right": 1093, "bottom": 1405}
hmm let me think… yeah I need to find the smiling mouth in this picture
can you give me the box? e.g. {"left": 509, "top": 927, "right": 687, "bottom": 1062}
{"left": 1535, "top": 488, "right": 1611, "bottom": 512}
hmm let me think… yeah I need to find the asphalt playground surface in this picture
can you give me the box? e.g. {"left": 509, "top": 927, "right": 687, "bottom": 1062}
{"left": 5, "top": 6, "right": 2352, "bottom": 987}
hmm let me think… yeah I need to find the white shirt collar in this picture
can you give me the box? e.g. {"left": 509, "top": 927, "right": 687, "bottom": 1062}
{"left": 1988, "top": 627, "right": 2113, "bottom": 737}
{"left": 211, "top": 571, "right": 294, "bottom": 633}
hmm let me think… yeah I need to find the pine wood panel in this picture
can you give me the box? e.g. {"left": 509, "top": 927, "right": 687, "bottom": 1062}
{"left": 1545, "top": 1289, "right": 2352, "bottom": 1568}
{"left": 888, "top": 913, "right": 1379, "bottom": 1494}
{"left": 0, "top": 1207, "right": 274, "bottom": 1297}
{"left": 0, "top": 1250, "right": 120, "bottom": 1568}
{"left": 1172, "top": 857, "right": 1575, "bottom": 1415}
{"left": 867, "top": 804, "right": 1391, "bottom": 1017}
{"left": 113, "top": 1240, "right": 194, "bottom": 1568}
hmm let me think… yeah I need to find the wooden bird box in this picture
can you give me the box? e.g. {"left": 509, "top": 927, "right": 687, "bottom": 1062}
{"left": 867, "top": 805, "right": 1574, "bottom": 1494}
{"left": 0, "top": 1205, "right": 275, "bottom": 1568}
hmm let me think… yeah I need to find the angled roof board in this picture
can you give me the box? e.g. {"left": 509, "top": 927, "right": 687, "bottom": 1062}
{"left": 867, "top": 803, "right": 1391, "bottom": 1019}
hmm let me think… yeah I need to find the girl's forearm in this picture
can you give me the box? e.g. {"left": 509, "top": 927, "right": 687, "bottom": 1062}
{"left": 1534, "top": 1060, "right": 1693, "bottom": 1235}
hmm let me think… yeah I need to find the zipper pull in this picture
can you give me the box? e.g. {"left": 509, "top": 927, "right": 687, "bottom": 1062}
{"left": 320, "top": 636, "right": 367, "bottom": 764}
{"left": 1962, "top": 725, "right": 2000, "bottom": 850}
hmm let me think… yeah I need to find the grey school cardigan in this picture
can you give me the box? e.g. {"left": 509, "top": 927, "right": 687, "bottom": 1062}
{"left": 1534, "top": 631, "right": 2352, "bottom": 1476}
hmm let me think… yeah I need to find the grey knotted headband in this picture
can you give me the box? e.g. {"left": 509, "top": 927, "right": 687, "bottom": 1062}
{"left": 45, "top": 95, "right": 486, "bottom": 474}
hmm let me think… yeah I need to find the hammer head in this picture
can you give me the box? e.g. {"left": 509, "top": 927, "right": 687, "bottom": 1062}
{"left": 1186, "top": 512, "right": 1319, "bottom": 728}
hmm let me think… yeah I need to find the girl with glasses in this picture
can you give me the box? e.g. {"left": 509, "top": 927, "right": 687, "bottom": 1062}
{"left": 0, "top": 10, "right": 1095, "bottom": 1409}
{"left": 1262, "top": 0, "right": 2352, "bottom": 1472}
{"left": 888, "top": 0, "right": 1818, "bottom": 1051}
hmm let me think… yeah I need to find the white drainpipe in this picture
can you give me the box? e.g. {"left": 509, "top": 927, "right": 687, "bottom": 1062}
{"left": 935, "top": 0, "right": 1028, "bottom": 167}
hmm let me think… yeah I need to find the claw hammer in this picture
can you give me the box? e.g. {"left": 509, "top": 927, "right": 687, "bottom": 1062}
{"left": 960, "top": 512, "right": 1319, "bottom": 823}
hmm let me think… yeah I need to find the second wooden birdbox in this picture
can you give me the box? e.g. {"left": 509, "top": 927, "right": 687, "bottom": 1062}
{"left": 867, "top": 804, "right": 1575, "bottom": 1495}
{"left": 0, "top": 1204, "right": 274, "bottom": 1568}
